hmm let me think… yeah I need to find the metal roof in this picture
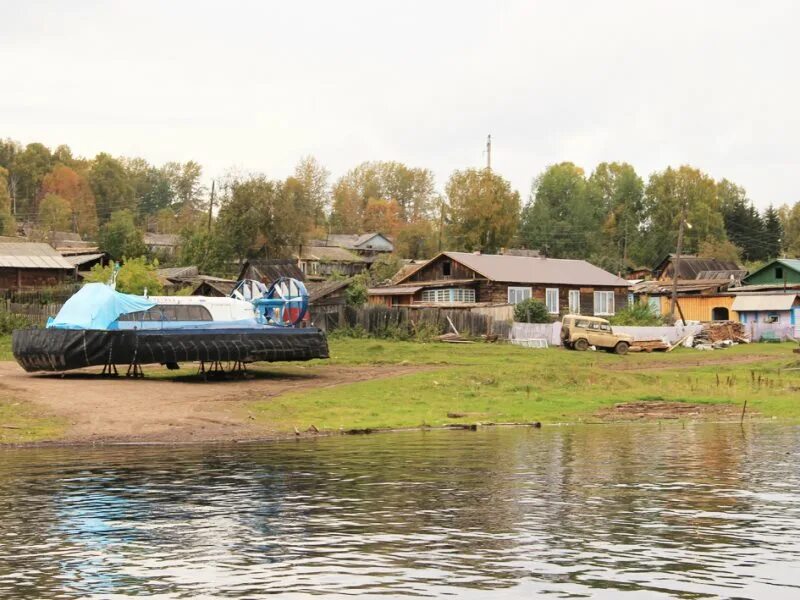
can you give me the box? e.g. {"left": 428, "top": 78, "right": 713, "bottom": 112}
{"left": 441, "top": 252, "right": 630, "bottom": 287}
{"left": 368, "top": 286, "right": 423, "bottom": 296}
{"left": 732, "top": 294, "right": 800, "bottom": 312}
{"left": 63, "top": 253, "right": 106, "bottom": 266}
{"left": 0, "top": 242, "right": 75, "bottom": 269}
{"left": 653, "top": 254, "right": 743, "bottom": 279}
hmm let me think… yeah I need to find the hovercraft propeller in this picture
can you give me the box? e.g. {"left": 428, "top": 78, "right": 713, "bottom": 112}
{"left": 233, "top": 277, "right": 309, "bottom": 327}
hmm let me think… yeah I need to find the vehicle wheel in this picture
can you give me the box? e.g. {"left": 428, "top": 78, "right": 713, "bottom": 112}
{"left": 574, "top": 338, "right": 589, "bottom": 351}
{"left": 615, "top": 341, "right": 629, "bottom": 356}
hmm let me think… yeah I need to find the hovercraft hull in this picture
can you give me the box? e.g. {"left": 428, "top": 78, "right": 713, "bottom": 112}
{"left": 12, "top": 327, "right": 329, "bottom": 373}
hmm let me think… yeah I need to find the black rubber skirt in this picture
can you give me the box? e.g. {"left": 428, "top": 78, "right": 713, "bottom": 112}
{"left": 12, "top": 327, "right": 330, "bottom": 373}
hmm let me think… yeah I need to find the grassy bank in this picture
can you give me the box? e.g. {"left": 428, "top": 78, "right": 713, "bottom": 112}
{"left": 0, "top": 397, "right": 64, "bottom": 444}
{"left": 250, "top": 339, "right": 800, "bottom": 431}
{"left": 1, "top": 334, "right": 798, "bottom": 444}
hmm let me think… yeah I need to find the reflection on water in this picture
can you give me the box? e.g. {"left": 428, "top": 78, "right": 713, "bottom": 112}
{"left": 1, "top": 424, "right": 799, "bottom": 599}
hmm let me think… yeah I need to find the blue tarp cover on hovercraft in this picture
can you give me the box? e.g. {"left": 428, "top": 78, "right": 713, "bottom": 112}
{"left": 47, "top": 283, "right": 156, "bottom": 330}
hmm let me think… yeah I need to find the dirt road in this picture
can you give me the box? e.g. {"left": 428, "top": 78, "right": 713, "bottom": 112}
{"left": 0, "top": 362, "right": 424, "bottom": 444}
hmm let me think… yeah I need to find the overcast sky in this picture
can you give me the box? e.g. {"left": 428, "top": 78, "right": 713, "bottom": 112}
{"left": 2, "top": 0, "right": 798, "bottom": 209}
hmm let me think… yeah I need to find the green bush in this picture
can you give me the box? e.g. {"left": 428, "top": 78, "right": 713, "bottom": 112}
{"left": 609, "top": 301, "right": 665, "bottom": 326}
{"left": 84, "top": 257, "right": 164, "bottom": 296}
{"left": 513, "top": 299, "right": 551, "bottom": 323}
{"left": 345, "top": 274, "right": 369, "bottom": 307}
{"left": 0, "top": 310, "right": 33, "bottom": 334}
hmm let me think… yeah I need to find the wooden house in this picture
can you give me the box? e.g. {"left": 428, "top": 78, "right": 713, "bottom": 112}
{"left": 0, "top": 242, "right": 75, "bottom": 291}
{"left": 144, "top": 233, "right": 181, "bottom": 257}
{"left": 742, "top": 259, "right": 800, "bottom": 287}
{"left": 311, "top": 233, "right": 393, "bottom": 264}
{"left": 296, "top": 246, "right": 367, "bottom": 280}
{"left": 732, "top": 293, "right": 800, "bottom": 328}
{"left": 369, "top": 251, "right": 630, "bottom": 316}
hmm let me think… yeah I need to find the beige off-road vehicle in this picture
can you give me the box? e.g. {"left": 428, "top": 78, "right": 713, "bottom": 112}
{"left": 561, "top": 315, "right": 633, "bottom": 355}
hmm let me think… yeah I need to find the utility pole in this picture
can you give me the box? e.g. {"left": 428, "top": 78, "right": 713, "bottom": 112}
{"left": 207, "top": 179, "right": 215, "bottom": 234}
{"left": 486, "top": 134, "right": 492, "bottom": 171}
{"left": 669, "top": 200, "right": 688, "bottom": 322}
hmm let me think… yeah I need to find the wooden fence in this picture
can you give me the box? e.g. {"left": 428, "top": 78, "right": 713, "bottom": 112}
{"left": 2, "top": 299, "right": 517, "bottom": 337}
{"left": 2, "top": 300, "right": 64, "bottom": 326}
{"left": 312, "top": 305, "right": 513, "bottom": 339}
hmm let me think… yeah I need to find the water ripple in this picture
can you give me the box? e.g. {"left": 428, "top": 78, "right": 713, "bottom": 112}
{"left": 1, "top": 423, "right": 799, "bottom": 598}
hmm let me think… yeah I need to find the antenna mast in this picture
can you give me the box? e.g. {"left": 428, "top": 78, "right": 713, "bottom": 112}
{"left": 486, "top": 134, "right": 491, "bottom": 170}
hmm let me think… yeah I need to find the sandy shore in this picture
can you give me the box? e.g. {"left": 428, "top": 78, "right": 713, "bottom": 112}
{"left": 0, "top": 362, "right": 424, "bottom": 445}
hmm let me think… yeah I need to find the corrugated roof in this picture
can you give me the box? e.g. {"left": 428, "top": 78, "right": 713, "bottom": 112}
{"left": 732, "top": 294, "right": 799, "bottom": 312}
{"left": 368, "top": 286, "right": 423, "bottom": 296}
{"left": 654, "top": 254, "right": 743, "bottom": 280}
{"left": 63, "top": 253, "right": 106, "bottom": 266}
{"left": 695, "top": 269, "right": 748, "bottom": 281}
{"left": 157, "top": 266, "right": 200, "bottom": 279}
{"left": 442, "top": 252, "right": 630, "bottom": 287}
{"left": 0, "top": 242, "right": 75, "bottom": 269}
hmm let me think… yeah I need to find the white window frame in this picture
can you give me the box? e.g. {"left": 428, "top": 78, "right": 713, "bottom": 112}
{"left": 545, "top": 288, "right": 559, "bottom": 314}
{"left": 420, "top": 288, "right": 475, "bottom": 304}
{"left": 568, "top": 290, "right": 580, "bottom": 314}
{"left": 508, "top": 286, "right": 532, "bottom": 305}
{"left": 593, "top": 291, "right": 615, "bottom": 316}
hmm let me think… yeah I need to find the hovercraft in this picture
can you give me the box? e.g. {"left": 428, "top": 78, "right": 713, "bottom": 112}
{"left": 12, "top": 275, "right": 329, "bottom": 375}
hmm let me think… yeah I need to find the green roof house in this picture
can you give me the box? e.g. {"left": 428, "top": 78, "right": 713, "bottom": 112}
{"left": 743, "top": 259, "right": 800, "bottom": 286}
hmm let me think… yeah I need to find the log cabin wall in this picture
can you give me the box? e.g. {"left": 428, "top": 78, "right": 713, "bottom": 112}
{"left": 0, "top": 268, "right": 70, "bottom": 291}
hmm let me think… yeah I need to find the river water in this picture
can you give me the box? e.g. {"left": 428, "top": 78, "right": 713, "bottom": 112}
{"left": 1, "top": 424, "right": 799, "bottom": 599}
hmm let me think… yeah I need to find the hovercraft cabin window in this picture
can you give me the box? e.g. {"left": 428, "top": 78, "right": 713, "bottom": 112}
{"left": 118, "top": 305, "right": 213, "bottom": 321}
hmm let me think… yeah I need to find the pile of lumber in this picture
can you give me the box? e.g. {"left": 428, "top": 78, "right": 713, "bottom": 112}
{"left": 630, "top": 339, "right": 671, "bottom": 352}
{"left": 693, "top": 321, "right": 749, "bottom": 346}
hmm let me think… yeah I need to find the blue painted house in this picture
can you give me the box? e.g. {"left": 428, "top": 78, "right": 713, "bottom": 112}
{"left": 732, "top": 293, "right": 800, "bottom": 332}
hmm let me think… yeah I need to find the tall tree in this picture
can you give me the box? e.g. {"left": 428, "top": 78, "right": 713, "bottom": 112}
{"left": 89, "top": 153, "right": 135, "bottom": 223}
{"left": 330, "top": 161, "right": 437, "bottom": 230}
{"left": 637, "top": 166, "right": 726, "bottom": 267}
{"left": 293, "top": 156, "right": 331, "bottom": 227}
{"left": 762, "top": 204, "right": 783, "bottom": 259}
{"left": 123, "top": 158, "right": 175, "bottom": 218}
{"left": 0, "top": 166, "right": 17, "bottom": 235}
{"left": 40, "top": 164, "right": 99, "bottom": 235}
{"left": 11, "top": 142, "right": 53, "bottom": 215}
{"left": 164, "top": 161, "right": 204, "bottom": 211}
{"left": 37, "top": 193, "right": 72, "bottom": 233}
{"left": 779, "top": 201, "right": 800, "bottom": 257}
{"left": 394, "top": 219, "right": 438, "bottom": 259}
{"left": 362, "top": 198, "right": 401, "bottom": 234}
{"left": 445, "top": 168, "right": 520, "bottom": 253}
{"left": 99, "top": 209, "right": 146, "bottom": 260}
{"left": 0, "top": 139, "right": 22, "bottom": 171}
{"left": 586, "top": 162, "right": 644, "bottom": 270}
{"left": 718, "top": 179, "right": 763, "bottom": 261}
{"left": 518, "top": 162, "right": 597, "bottom": 258}
{"left": 215, "top": 176, "right": 271, "bottom": 263}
